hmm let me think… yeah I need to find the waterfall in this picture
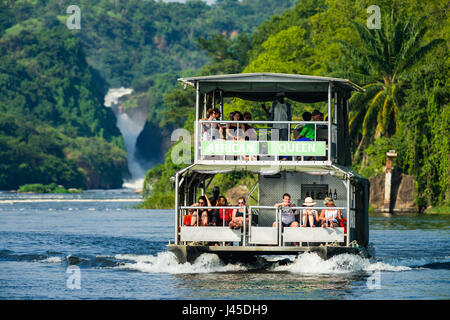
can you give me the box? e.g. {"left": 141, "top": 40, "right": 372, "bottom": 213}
{"left": 104, "top": 88, "right": 148, "bottom": 190}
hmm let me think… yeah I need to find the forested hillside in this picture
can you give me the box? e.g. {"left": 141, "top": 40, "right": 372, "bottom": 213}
{"left": 142, "top": 0, "right": 449, "bottom": 212}
{"left": 0, "top": 15, "right": 127, "bottom": 189}
{"left": 0, "top": 0, "right": 296, "bottom": 190}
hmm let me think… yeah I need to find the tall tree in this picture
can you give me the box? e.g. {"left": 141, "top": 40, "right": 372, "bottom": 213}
{"left": 336, "top": 9, "right": 445, "bottom": 158}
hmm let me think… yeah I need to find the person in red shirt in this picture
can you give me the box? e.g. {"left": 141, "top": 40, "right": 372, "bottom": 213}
{"left": 215, "top": 196, "right": 232, "bottom": 226}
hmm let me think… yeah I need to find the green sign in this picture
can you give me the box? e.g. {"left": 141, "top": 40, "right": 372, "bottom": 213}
{"left": 267, "top": 141, "right": 326, "bottom": 156}
{"left": 201, "top": 140, "right": 326, "bottom": 156}
{"left": 201, "top": 141, "right": 259, "bottom": 156}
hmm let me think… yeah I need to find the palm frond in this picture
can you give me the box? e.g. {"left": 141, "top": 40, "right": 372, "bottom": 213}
{"left": 362, "top": 89, "right": 385, "bottom": 136}
{"left": 398, "top": 38, "right": 445, "bottom": 74}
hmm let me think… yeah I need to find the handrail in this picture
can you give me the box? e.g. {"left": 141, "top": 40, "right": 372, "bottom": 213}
{"left": 199, "top": 120, "right": 328, "bottom": 124}
{"left": 180, "top": 205, "right": 248, "bottom": 241}
{"left": 287, "top": 206, "right": 345, "bottom": 228}
{"left": 248, "top": 206, "right": 279, "bottom": 246}
{"left": 179, "top": 205, "right": 346, "bottom": 246}
{"left": 249, "top": 206, "right": 346, "bottom": 246}
{"left": 180, "top": 206, "right": 242, "bottom": 209}
{"left": 197, "top": 119, "right": 330, "bottom": 162}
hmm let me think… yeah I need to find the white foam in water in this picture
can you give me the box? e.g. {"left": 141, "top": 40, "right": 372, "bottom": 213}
{"left": 41, "top": 257, "right": 63, "bottom": 263}
{"left": 115, "top": 252, "right": 247, "bottom": 274}
{"left": 112, "top": 252, "right": 424, "bottom": 275}
{"left": 274, "top": 253, "right": 412, "bottom": 274}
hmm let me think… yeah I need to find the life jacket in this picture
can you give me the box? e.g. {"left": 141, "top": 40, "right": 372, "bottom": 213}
{"left": 219, "top": 208, "right": 232, "bottom": 222}
{"left": 340, "top": 218, "right": 347, "bottom": 233}
{"left": 183, "top": 214, "right": 192, "bottom": 226}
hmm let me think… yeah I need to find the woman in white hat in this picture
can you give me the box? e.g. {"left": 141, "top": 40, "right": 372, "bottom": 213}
{"left": 319, "top": 197, "right": 342, "bottom": 228}
{"left": 301, "top": 197, "right": 319, "bottom": 227}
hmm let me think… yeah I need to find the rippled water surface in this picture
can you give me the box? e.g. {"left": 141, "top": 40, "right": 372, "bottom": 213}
{"left": 0, "top": 190, "right": 449, "bottom": 299}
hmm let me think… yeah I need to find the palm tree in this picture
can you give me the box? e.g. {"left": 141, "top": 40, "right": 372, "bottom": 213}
{"left": 336, "top": 9, "right": 444, "bottom": 158}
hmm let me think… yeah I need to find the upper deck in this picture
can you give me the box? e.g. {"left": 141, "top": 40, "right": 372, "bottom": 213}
{"left": 178, "top": 73, "right": 363, "bottom": 168}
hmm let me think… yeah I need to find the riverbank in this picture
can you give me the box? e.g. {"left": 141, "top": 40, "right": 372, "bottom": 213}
{"left": 425, "top": 204, "right": 450, "bottom": 215}
{"left": 14, "top": 183, "right": 82, "bottom": 194}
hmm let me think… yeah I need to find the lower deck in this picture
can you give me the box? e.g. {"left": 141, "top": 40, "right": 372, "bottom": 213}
{"left": 172, "top": 165, "right": 370, "bottom": 261}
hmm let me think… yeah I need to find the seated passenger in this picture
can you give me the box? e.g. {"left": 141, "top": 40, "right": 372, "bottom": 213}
{"left": 226, "top": 111, "right": 245, "bottom": 140}
{"left": 273, "top": 193, "right": 299, "bottom": 228}
{"left": 208, "top": 187, "right": 221, "bottom": 226}
{"left": 201, "top": 108, "right": 222, "bottom": 141}
{"left": 295, "top": 112, "right": 315, "bottom": 141}
{"left": 301, "top": 197, "right": 319, "bottom": 227}
{"left": 242, "top": 112, "right": 257, "bottom": 140}
{"left": 189, "top": 195, "right": 212, "bottom": 226}
{"left": 215, "top": 196, "right": 232, "bottom": 226}
{"left": 319, "top": 197, "right": 342, "bottom": 228}
{"left": 214, "top": 108, "right": 224, "bottom": 139}
{"left": 229, "top": 197, "right": 250, "bottom": 229}
{"left": 242, "top": 112, "right": 257, "bottom": 161}
{"left": 312, "top": 109, "right": 322, "bottom": 122}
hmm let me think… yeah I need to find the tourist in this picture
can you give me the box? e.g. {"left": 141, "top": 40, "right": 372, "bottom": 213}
{"left": 242, "top": 112, "right": 257, "bottom": 161}
{"left": 261, "top": 92, "right": 292, "bottom": 141}
{"left": 201, "top": 108, "right": 222, "bottom": 141}
{"left": 296, "top": 111, "right": 315, "bottom": 141}
{"left": 301, "top": 197, "right": 319, "bottom": 227}
{"left": 272, "top": 193, "right": 299, "bottom": 228}
{"left": 216, "top": 196, "right": 233, "bottom": 226}
{"left": 312, "top": 109, "right": 322, "bottom": 122}
{"left": 229, "top": 197, "right": 249, "bottom": 229}
{"left": 208, "top": 186, "right": 221, "bottom": 226}
{"left": 189, "top": 195, "right": 212, "bottom": 226}
{"left": 319, "top": 197, "right": 342, "bottom": 228}
{"left": 226, "top": 111, "right": 245, "bottom": 140}
{"left": 242, "top": 112, "right": 257, "bottom": 140}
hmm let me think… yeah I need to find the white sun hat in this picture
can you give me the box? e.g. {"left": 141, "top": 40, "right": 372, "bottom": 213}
{"left": 303, "top": 197, "right": 316, "bottom": 206}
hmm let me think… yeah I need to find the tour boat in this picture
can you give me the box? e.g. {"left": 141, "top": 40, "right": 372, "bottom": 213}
{"left": 167, "top": 73, "right": 373, "bottom": 263}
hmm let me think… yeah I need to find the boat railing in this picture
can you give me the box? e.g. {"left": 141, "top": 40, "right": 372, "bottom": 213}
{"left": 179, "top": 205, "right": 242, "bottom": 227}
{"left": 179, "top": 205, "right": 248, "bottom": 246}
{"left": 178, "top": 205, "right": 347, "bottom": 246}
{"left": 249, "top": 206, "right": 346, "bottom": 246}
{"left": 196, "top": 120, "right": 337, "bottom": 164}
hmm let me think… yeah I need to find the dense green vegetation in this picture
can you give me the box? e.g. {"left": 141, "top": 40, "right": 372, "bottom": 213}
{"left": 142, "top": 0, "right": 449, "bottom": 212}
{"left": 0, "top": 111, "right": 127, "bottom": 190}
{"left": 1, "top": 0, "right": 294, "bottom": 190}
{"left": 1, "top": 0, "right": 447, "bottom": 212}
{"left": 18, "top": 183, "right": 82, "bottom": 194}
{"left": 0, "top": 13, "right": 127, "bottom": 189}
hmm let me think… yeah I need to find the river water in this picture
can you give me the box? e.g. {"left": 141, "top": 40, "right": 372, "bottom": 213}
{"left": 0, "top": 190, "right": 449, "bottom": 300}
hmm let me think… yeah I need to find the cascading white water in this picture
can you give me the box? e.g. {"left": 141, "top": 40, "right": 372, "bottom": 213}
{"left": 104, "top": 88, "right": 148, "bottom": 190}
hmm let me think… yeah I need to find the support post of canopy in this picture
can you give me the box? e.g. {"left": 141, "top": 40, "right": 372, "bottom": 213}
{"left": 195, "top": 82, "right": 200, "bottom": 163}
{"left": 346, "top": 175, "right": 351, "bottom": 247}
{"left": 278, "top": 207, "right": 282, "bottom": 247}
{"left": 334, "top": 91, "right": 338, "bottom": 125}
{"left": 174, "top": 172, "right": 179, "bottom": 245}
{"left": 219, "top": 90, "right": 223, "bottom": 121}
{"left": 203, "top": 92, "right": 207, "bottom": 118}
{"left": 327, "top": 82, "right": 332, "bottom": 162}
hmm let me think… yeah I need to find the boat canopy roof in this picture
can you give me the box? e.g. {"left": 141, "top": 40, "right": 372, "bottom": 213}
{"left": 178, "top": 73, "right": 363, "bottom": 103}
{"left": 177, "top": 163, "right": 363, "bottom": 181}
